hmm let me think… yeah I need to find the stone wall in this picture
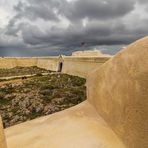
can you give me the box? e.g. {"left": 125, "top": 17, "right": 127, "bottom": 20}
{"left": 0, "top": 58, "right": 16, "bottom": 69}
{"left": 37, "top": 57, "right": 59, "bottom": 71}
{"left": 62, "top": 57, "right": 110, "bottom": 77}
{"left": 0, "top": 58, "right": 38, "bottom": 69}
{"left": 0, "top": 56, "right": 110, "bottom": 78}
{"left": 15, "top": 58, "right": 38, "bottom": 67}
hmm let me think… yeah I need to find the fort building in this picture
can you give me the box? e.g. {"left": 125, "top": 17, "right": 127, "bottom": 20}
{"left": 0, "top": 37, "right": 148, "bottom": 148}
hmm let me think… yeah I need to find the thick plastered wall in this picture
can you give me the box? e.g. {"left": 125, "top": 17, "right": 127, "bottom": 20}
{"left": 62, "top": 57, "right": 110, "bottom": 77}
{"left": 87, "top": 37, "right": 148, "bottom": 148}
{"left": 15, "top": 58, "right": 38, "bottom": 67}
{"left": 0, "top": 116, "right": 7, "bottom": 148}
{"left": 0, "top": 58, "right": 16, "bottom": 69}
{"left": 37, "top": 57, "right": 59, "bottom": 71}
{"left": 0, "top": 57, "right": 58, "bottom": 71}
{"left": 0, "top": 58, "right": 38, "bottom": 68}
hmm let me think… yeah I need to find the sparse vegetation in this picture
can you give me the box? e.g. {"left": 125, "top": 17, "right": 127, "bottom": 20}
{"left": 0, "top": 66, "right": 51, "bottom": 77}
{"left": 0, "top": 69, "right": 86, "bottom": 128}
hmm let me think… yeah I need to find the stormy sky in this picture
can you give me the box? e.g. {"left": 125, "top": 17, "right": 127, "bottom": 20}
{"left": 0, "top": 0, "right": 148, "bottom": 56}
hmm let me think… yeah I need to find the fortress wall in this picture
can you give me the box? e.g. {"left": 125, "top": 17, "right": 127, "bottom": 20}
{"left": 0, "top": 58, "right": 38, "bottom": 69}
{"left": 0, "top": 58, "right": 16, "bottom": 68}
{"left": 15, "top": 58, "right": 38, "bottom": 67}
{"left": 62, "top": 57, "right": 110, "bottom": 78}
{"left": 87, "top": 37, "right": 148, "bottom": 148}
{"left": 37, "top": 57, "right": 59, "bottom": 71}
{"left": 0, "top": 57, "right": 110, "bottom": 77}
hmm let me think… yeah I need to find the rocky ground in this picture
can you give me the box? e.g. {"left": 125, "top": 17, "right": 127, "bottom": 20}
{"left": 0, "top": 73, "right": 86, "bottom": 128}
{"left": 0, "top": 66, "right": 51, "bottom": 77}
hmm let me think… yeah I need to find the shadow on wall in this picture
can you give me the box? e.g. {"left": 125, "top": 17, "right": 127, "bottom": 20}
{"left": 58, "top": 62, "right": 63, "bottom": 72}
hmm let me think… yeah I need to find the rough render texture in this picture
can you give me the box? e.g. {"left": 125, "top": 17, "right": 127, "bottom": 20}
{"left": 87, "top": 36, "right": 148, "bottom": 148}
{"left": 0, "top": 58, "right": 38, "bottom": 69}
{"left": 62, "top": 57, "right": 110, "bottom": 77}
{"left": 0, "top": 37, "right": 148, "bottom": 148}
{"left": 37, "top": 57, "right": 59, "bottom": 71}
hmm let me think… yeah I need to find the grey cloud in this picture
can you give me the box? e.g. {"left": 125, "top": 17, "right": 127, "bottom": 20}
{"left": 1, "top": 0, "right": 148, "bottom": 57}
{"left": 137, "top": 0, "right": 148, "bottom": 4}
{"left": 19, "top": 19, "right": 148, "bottom": 49}
{"left": 12, "top": 1, "right": 59, "bottom": 23}
{"left": 60, "top": 0, "right": 135, "bottom": 21}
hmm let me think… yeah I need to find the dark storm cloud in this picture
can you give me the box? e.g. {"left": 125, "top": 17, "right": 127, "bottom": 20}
{"left": 14, "top": 1, "right": 59, "bottom": 21}
{"left": 20, "top": 19, "right": 148, "bottom": 49}
{"left": 60, "top": 0, "right": 135, "bottom": 21}
{"left": 137, "top": 0, "right": 148, "bottom": 4}
{"left": 0, "top": 0, "right": 148, "bottom": 56}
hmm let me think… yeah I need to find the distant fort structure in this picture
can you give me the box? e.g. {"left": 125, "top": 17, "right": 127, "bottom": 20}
{"left": 72, "top": 50, "right": 111, "bottom": 57}
{"left": 0, "top": 37, "right": 148, "bottom": 148}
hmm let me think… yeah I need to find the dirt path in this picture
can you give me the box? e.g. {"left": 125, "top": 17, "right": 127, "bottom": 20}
{"left": 0, "top": 72, "right": 60, "bottom": 87}
{"left": 0, "top": 79, "right": 24, "bottom": 86}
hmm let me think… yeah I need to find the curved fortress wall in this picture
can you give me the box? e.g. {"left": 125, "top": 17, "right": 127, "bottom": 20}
{"left": 87, "top": 37, "right": 148, "bottom": 148}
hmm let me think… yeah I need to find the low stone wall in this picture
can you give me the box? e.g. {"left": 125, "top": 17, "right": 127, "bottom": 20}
{"left": 37, "top": 57, "right": 59, "bottom": 71}
{"left": 62, "top": 57, "right": 110, "bottom": 77}
{"left": 0, "top": 58, "right": 38, "bottom": 69}
{"left": 0, "top": 58, "right": 16, "bottom": 69}
{"left": 15, "top": 58, "right": 38, "bottom": 67}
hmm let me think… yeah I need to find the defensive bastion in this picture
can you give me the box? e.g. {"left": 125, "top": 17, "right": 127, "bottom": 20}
{"left": 0, "top": 37, "right": 148, "bottom": 148}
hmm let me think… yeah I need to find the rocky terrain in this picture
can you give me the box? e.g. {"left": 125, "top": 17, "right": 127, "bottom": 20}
{"left": 0, "top": 73, "right": 86, "bottom": 128}
{"left": 0, "top": 66, "right": 51, "bottom": 77}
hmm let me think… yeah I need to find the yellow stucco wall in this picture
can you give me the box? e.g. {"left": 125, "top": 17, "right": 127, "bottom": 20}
{"left": 36, "top": 57, "right": 59, "bottom": 71}
{"left": 0, "top": 56, "right": 110, "bottom": 78}
{"left": 0, "top": 58, "right": 37, "bottom": 68}
{"left": 62, "top": 57, "right": 110, "bottom": 77}
{"left": 87, "top": 36, "right": 148, "bottom": 148}
{"left": 15, "top": 58, "right": 38, "bottom": 67}
{"left": 0, "top": 58, "right": 16, "bottom": 69}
